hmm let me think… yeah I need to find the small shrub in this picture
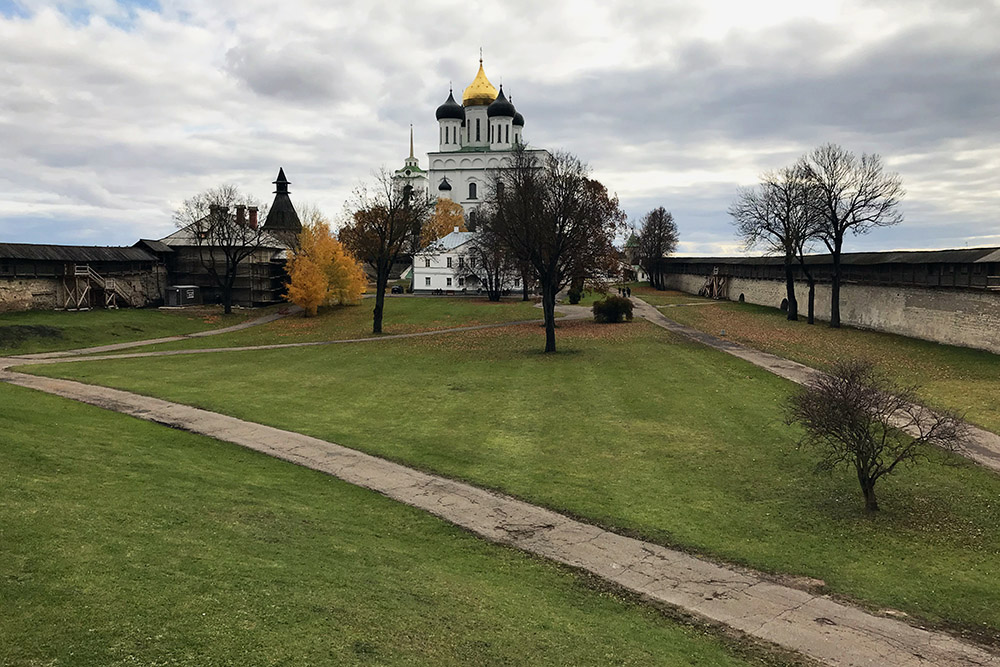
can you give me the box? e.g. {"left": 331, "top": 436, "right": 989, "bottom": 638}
{"left": 592, "top": 296, "right": 633, "bottom": 323}
{"left": 567, "top": 287, "right": 583, "bottom": 304}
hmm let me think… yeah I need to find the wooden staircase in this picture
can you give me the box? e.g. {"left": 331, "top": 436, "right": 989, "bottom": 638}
{"left": 699, "top": 270, "right": 728, "bottom": 300}
{"left": 63, "top": 264, "right": 138, "bottom": 310}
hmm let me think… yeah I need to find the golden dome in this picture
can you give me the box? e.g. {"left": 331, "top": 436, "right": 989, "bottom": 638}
{"left": 462, "top": 60, "right": 498, "bottom": 107}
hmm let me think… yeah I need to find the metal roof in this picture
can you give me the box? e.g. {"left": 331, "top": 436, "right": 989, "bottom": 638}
{"left": 159, "top": 224, "right": 287, "bottom": 249}
{"left": 0, "top": 243, "right": 156, "bottom": 263}
{"left": 134, "top": 239, "right": 174, "bottom": 253}
{"left": 664, "top": 246, "right": 1000, "bottom": 267}
{"left": 421, "top": 230, "right": 477, "bottom": 252}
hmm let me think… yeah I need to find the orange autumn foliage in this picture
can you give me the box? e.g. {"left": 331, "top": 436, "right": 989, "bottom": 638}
{"left": 285, "top": 218, "right": 366, "bottom": 317}
{"left": 421, "top": 199, "right": 467, "bottom": 247}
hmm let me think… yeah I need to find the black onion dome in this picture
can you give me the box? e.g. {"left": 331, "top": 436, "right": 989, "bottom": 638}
{"left": 435, "top": 90, "right": 464, "bottom": 121}
{"left": 438, "top": 177, "right": 452, "bottom": 191}
{"left": 512, "top": 110, "right": 524, "bottom": 127}
{"left": 487, "top": 85, "right": 515, "bottom": 118}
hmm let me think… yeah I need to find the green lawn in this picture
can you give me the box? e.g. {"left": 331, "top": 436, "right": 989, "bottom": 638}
{"left": 26, "top": 319, "right": 1000, "bottom": 642}
{"left": 656, "top": 298, "right": 1000, "bottom": 435}
{"left": 0, "top": 306, "right": 273, "bottom": 356}
{"left": 570, "top": 290, "right": 609, "bottom": 307}
{"left": 0, "top": 382, "right": 784, "bottom": 667}
{"left": 632, "top": 286, "right": 716, "bottom": 307}
{"left": 126, "top": 297, "right": 545, "bottom": 352}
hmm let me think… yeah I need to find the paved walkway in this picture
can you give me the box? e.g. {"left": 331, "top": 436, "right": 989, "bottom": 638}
{"left": 3, "top": 307, "right": 1000, "bottom": 665}
{"left": 632, "top": 297, "right": 1000, "bottom": 473}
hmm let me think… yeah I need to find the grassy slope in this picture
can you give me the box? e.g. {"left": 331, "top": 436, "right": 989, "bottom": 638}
{"left": 28, "top": 319, "right": 1000, "bottom": 639}
{"left": 657, "top": 298, "right": 1000, "bottom": 434}
{"left": 0, "top": 382, "right": 778, "bottom": 667}
{"left": 128, "top": 297, "right": 545, "bottom": 352}
{"left": 0, "top": 306, "right": 271, "bottom": 356}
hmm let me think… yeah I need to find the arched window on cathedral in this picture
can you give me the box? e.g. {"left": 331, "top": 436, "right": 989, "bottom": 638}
{"left": 505, "top": 124, "right": 509, "bottom": 144}
{"left": 469, "top": 182, "right": 477, "bottom": 199}
{"left": 476, "top": 118, "right": 481, "bottom": 142}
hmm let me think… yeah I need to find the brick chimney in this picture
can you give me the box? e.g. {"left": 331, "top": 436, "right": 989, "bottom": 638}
{"left": 248, "top": 206, "right": 258, "bottom": 229}
{"left": 236, "top": 204, "right": 247, "bottom": 226}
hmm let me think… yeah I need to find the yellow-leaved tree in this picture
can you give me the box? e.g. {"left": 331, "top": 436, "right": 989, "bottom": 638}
{"left": 285, "top": 211, "right": 366, "bottom": 316}
{"left": 421, "top": 199, "right": 467, "bottom": 248}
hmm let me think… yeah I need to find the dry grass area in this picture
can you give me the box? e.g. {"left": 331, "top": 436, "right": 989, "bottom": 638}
{"left": 660, "top": 299, "right": 1000, "bottom": 434}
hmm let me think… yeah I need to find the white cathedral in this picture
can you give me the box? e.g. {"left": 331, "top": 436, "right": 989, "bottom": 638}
{"left": 394, "top": 58, "right": 550, "bottom": 216}
{"left": 399, "top": 58, "right": 550, "bottom": 293}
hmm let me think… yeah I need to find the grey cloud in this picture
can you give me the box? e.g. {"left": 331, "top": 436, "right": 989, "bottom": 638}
{"left": 224, "top": 38, "right": 350, "bottom": 103}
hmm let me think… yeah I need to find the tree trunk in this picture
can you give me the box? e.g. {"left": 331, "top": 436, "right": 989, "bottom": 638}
{"left": 522, "top": 271, "right": 530, "bottom": 301}
{"left": 541, "top": 281, "right": 557, "bottom": 353}
{"left": 372, "top": 271, "right": 388, "bottom": 334}
{"left": 830, "top": 244, "right": 842, "bottom": 328}
{"left": 222, "top": 273, "right": 235, "bottom": 315}
{"left": 807, "top": 279, "right": 816, "bottom": 325}
{"left": 784, "top": 259, "right": 798, "bottom": 321}
{"left": 857, "top": 468, "right": 879, "bottom": 512}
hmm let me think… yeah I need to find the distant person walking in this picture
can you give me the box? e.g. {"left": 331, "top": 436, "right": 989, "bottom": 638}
{"left": 626, "top": 287, "right": 631, "bottom": 298}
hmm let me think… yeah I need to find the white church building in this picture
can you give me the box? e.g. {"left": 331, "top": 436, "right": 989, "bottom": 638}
{"left": 426, "top": 58, "right": 550, "bottom": 214}
{"left": 412, "top": 227, "right": 523, "bottom": 294}
{"left": 409, "top": 58, "right": 548, "bottom": 292}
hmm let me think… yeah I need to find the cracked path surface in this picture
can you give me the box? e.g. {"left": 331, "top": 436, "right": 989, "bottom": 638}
{"left": 632, "top": 297, "right": 1000, "bottom": 473}
{"left": 1, "top": 363, "right": 997, "bottom": 666}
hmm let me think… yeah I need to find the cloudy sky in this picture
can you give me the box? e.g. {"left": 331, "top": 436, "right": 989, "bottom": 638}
{"left": 1, "top": 0, "right": 998, "bottom": 255}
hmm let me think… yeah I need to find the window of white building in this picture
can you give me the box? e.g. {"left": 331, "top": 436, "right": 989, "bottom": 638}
{"left": 424, "top": 258, "right": 431, "bottom": 267}
{"left": 425, "top": 277, "right": 431, "bottom": 286}
{"left": 446, "top": 277, "right": 452, "bottom": 286}
{"left": 446, "top": 257, "right": 452, "bottom": 268}
{"left": 468, "top": 182, "right": 477, "bottom": 199}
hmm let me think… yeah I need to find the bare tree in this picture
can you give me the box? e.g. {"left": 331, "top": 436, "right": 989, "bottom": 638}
{"left": 802, "top": 144, "right": 904, "bottom": 328}
{"left": 730, "top": 164, "right": 820, "bottom": 321}
{"left": 637, "top": 207, "right": 679, "bottom": 290}
{"left": 340, "top": 170, "right": 434, "bottom": 334}
{"left": 787, "top": 359, "right": 968, "bottom": 512}
{"left": 488, "top": 145, "right": 625, "bottom": 352}
{"left": 173, "top": 184, "right": 269, "bottom": 314}
{"left": 461, "top": 208, "right": 516, "bottom": 302}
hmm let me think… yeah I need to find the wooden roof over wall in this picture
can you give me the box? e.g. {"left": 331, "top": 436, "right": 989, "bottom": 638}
{"left": 0, "top": 243, "right": 156, "bottom": 263}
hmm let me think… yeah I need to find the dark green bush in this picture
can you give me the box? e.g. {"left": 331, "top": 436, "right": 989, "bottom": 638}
{"left": 592, "top": 296, "right": 633, "bottom": 323}
{"left": 567, "top": 287, "right": 583, "bottom": 304}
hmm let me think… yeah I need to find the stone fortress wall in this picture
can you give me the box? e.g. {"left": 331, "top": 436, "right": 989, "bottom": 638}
{"left": 0, "top": 269, "right": 167, "bottom": 313}
{"left": 662, "top": 272, "right": 1000, "bottom": 355}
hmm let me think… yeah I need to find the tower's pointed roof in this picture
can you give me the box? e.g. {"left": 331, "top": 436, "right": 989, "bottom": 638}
{"left": 462, "top": 58, "right": 498, "bottom": 107}
{"left": 273, "top": 167, "right": 290, "bottom": 193}
{"left": 263, "top": 167, "right": 301, "bottom": 247}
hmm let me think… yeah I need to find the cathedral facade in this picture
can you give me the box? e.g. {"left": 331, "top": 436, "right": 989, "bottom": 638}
{"left": 425, "top": 59, "right": 550, "bottom": 215}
